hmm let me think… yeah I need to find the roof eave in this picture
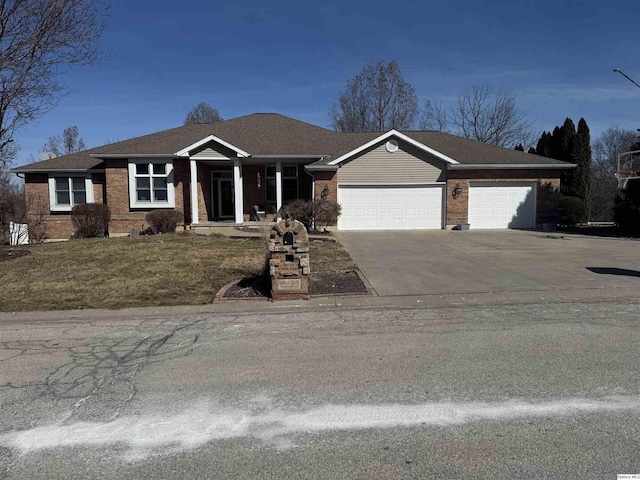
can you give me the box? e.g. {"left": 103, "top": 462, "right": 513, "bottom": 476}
{"left": 91, "top": 153, "right": 179, "bottom": 159}
{"left": 249, "top": 155, "right": 328, "bottom": 159}
{"left": 449, "top": 163, "right": 577, "bottom": 170}
{"left": 11, "top": 167, "right": 103, "bottom": 174}
{"left": 305, "top": 165, "right": 339, "bottom": 172}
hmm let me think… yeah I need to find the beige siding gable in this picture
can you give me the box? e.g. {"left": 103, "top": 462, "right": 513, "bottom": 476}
{"left": 190, "top": 142, "right": 235, "bottom": 159}
{"left": 338, "top": 139, "right": 446, "bottom": 185}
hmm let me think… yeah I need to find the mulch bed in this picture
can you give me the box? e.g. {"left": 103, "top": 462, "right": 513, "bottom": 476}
{"left": 308, "top": 270, "right": 369, "bottom": 296}
{"left": 0, "top": 249, "right": 30, "bottom": 263}
{"left": 221, "top": 270, "right": 369, "bottom": 299}
{"left": 558, "top": 225, "right": 639, "bottom": 239}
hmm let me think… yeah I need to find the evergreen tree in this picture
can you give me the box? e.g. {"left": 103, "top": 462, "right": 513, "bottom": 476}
{"left": 514, "top": 144, "right": 524, "bottom": 151}
{"left": 527, "top": 147, "right": 536, "bottom": 154}
{"left": 533, "top": 118, "right": 591, "bottom": 212}
{"left": 535, "top": 131, "right": 551, "bottom": 157}
{"left": 557, "top": 118, "right": 577, "bottom": 196}
{"left": 572, "top": 118, "right": 592, "bottom": 217}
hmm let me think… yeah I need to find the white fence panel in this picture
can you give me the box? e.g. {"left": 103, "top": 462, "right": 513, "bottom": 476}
{"left": 9, "top": 222, "right": 29, "bottom": 245}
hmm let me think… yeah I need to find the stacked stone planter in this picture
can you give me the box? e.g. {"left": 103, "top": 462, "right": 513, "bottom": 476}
{"left": 268, "top": 219, "right": 310, "bottom": 301}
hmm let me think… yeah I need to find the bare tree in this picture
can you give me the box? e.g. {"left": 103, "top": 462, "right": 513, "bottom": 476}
{"left": 418, "top": 99, "right": 448, "bottom": 131}
{"left": 592, "top": 127, "right": 638, "bottom": 177}
{"left": 330, "top": 60, "right": 419, "bottom": 132}
{"left": 0, "top": 0, "right": 107, "bottom": 172}
{"left": 184, "top": 103, "right": 223, "bottom": 125}
{"left": 43, "top": 126, "right": 86, "bottom": 157}
{"left": 450, "top": 85, "right": 534, "bottom": 148}
{"left": 590, "top": 126, "right": 638, "bottom": 221}
{"left": 0, "top": 170, "right": 25, "bottom": 244}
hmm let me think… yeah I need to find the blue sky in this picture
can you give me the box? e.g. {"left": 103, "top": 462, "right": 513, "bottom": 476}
{"left": 13, "top": 0, "right": 640, "bottom": 166}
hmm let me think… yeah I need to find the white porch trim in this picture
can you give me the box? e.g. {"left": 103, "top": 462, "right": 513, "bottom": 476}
{"left": 190, "top": 159, "right": 199, "bottom": 224}
{"left": 275, "top": 161, "right": 282, "bottom": 219}
{"left": 233, "top": 159, "right": 244, "bottom": 224}
{"left": 176, "top": 135, "right": 250, "bottom": 158}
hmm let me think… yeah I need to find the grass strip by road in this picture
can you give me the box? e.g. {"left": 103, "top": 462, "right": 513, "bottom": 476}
{"left": 0, "top": 233, "right": 355, "bottom": 312}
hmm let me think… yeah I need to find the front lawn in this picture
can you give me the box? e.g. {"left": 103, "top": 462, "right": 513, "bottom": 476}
{"left": 0, "top": 234, "right": 356, "bottom": 311}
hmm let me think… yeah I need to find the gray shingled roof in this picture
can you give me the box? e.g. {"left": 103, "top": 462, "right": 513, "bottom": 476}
{"left": 11, "top": 113, "right": 571, "bottom": 173}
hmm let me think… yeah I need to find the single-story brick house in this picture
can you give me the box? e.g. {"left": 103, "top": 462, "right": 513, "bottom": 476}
{"left": 12, "top": 113, "right": 575, "bottom": 238}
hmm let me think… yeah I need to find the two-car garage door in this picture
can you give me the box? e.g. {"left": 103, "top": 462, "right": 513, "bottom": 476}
{"left": 338, "top": 185, "right": 444, "bottom": 230}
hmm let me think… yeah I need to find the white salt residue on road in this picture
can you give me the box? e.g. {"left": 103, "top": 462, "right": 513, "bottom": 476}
{"left": 3, "top": 395, "right": 640, "bottom": 458}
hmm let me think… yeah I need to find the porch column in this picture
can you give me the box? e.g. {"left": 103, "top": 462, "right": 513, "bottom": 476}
{"left": 233, "top": 158, "right": 244, "bottom": 224}
{"left": 276, "top": 161, "right": 283, "bottom": 219}
{"left": 190, "top": 159, "right": 199, "bottom": 224}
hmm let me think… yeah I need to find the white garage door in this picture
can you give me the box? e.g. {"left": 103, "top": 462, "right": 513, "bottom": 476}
{"left": 468, "top": 182, "right": 536, "bottom": 229}
{"left": 338, "top": 185, "right": 444, "bottom": 230}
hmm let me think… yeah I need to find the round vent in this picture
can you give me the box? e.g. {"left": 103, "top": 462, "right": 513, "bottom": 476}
{"left": 385, "top": 139, "right": 399, "bottom": 153}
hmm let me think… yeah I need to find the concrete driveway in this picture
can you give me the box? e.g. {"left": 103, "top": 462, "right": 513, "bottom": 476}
{"left": 335, "top": 230, "right": 640, "bottom": 296}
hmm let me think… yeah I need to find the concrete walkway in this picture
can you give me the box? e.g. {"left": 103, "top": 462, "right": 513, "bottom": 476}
{"left": 335, "top": 230, "right": 640, "bottom": 297}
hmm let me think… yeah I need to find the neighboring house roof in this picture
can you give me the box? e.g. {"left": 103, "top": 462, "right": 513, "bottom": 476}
{"left": 11, "top": 113, "right": 573, "bottom": 174}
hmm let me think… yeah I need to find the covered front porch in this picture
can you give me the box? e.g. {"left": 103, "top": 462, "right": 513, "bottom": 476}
{"left": 188, "top": 159, "right": 314, "bottom": 225}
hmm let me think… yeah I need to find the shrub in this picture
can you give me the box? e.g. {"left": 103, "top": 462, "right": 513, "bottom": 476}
{"left": 314, "top": 199, "right": 341, "bottom": 226}
{"left": 281, "top": 199, "right": 341, "bottom": 231}
{"left": 281, "top": 200, "right": 314, "bottom": 230}
{"left": 145, "top": 209, "right": 183, "bottom": 234}
{"left": 613, "top": 180, "right": 640, "bottom": 235}
{"left": 559, "top": 196, "right": 587, "bottom": 227}
{"left": 71, "top": 203, "right": 111, "bottom": 239}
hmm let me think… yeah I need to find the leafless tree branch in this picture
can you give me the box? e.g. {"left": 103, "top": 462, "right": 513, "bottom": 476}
{"left": 184, "top": 103, "right": 223, "bottom": 125}
{"left": 330, "top": 60, "right": 419, "bottom": 132}
{"left": 43, "top": 125, "right": 86, "bottom": 156}
{"left": 450, "top": 85, "right": 534, "bottom": 148}
{"left": 0, "top": 0, "right": 108, "bottom": 170}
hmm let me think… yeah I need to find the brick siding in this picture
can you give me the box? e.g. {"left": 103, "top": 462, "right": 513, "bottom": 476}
{"left": 312, "top": 170, "right": 338, "bottom": 227}
{"left": 312, "top": 171, "right": 338, "bottom": 202}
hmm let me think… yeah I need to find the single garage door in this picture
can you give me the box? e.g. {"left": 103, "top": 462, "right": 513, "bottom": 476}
{"left": 468, "top": 182, "right": 536, "bottom": 229}
{"left": 338, "top": 185, "right": 444, "bottom": 230}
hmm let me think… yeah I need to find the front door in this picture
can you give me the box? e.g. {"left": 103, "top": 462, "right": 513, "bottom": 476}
{"left": 211, "top": 171, "right": 234, "bottom": 219}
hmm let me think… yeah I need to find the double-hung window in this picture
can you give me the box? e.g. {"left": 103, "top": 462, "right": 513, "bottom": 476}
{"left": 128, "top": 160, "right": 175, "bottom": 208}
{"left": 48, "top": 176, "right": 93, "bottom": 212}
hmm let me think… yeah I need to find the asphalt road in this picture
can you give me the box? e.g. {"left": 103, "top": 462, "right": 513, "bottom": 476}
{"left": 1, "top": 297, "right": 640, "bottom": 479}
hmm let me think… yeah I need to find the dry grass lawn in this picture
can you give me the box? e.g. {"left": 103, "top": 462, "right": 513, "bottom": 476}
{"left": 0, "top": 233, "right": 355, "bottom": 312}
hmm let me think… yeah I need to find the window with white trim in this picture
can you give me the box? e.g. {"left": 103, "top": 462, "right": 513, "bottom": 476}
{"left": 48, "top": 176, "right": 94, "bottom": 212}
{"left": 128, "top": 160, "right": 175, "bottom": 208}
